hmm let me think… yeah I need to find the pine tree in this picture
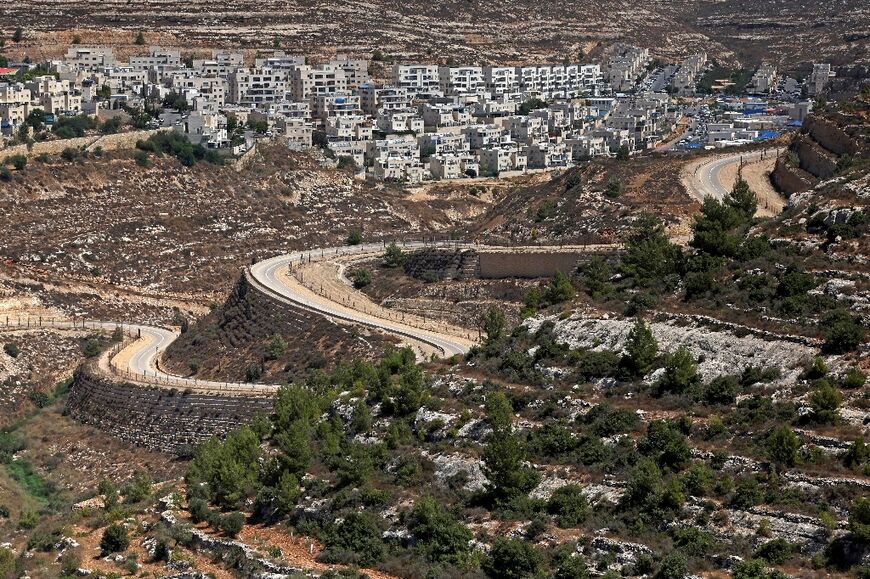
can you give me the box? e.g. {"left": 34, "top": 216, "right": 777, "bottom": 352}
{"left": 621, "top": 318, "right": 659, "bottom": 377}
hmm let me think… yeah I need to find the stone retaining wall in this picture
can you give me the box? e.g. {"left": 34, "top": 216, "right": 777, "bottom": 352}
{"left": 771, "top": 157, "right": 815, "bottom": 196}
{"left": 67, "top": 366, "right": 274, "bottom": 454}
{"left": 0, "top": 128, "right": 169, "bottom": 162}
{"left": 404, "top": 248, "right": 616, "bottom": 280}
{"left": 804, "top": 116, "right": 859, "bottom": 157}
{"left": 793, "top": 135, "right": 838, "bottom": 179}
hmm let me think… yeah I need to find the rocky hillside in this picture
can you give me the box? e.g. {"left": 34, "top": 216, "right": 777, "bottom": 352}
{"left": 4, "top": 0, "right": 868, "bottom": 69}
{"left": 163, "top": 273, "right": 397, "bottom": 384}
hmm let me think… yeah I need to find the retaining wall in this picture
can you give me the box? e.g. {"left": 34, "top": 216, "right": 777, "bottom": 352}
{"left": 771, "top": 158, "right": 815, "bottom": 196}
{"left": 404, "top": 248, "right": 615, "bottom": 280}
{"left": 478, "top": 251, "right": 586, "bottom": 278}
{"left": 803, "top": 116, "right": 859, "bottom": 157}
{"left": 67, "top": 366, "right": 274, "bottom": 454}
{"left": 0, "top": 128, "right": 169, "bottom": 161}
{"left": 793, "top": 135, "right": 838, "bottom": 179}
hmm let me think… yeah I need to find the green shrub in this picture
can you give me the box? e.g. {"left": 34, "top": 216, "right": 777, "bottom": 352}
{"left": 754, "top": 538, "right": 793, "bottom": 564}
{"left": 620, "top": 318, "right": 659, "bottom": 378}
{"left": 483, "top": 537, "right": 543, "bottom": 579}
{"left": 100, "top": 524, "right": 130, "bottom": 553}
{"left": 654, "top": 347, "right": 700, "bottom": 396}
{"left": 843, "top": 367, "right": 867, "bottom": 389}
{"left": 655, "top": 551, "right": 688, "bottom": 579}
{"left": 9, "top": 154, "right": 26, "bottom": 170}
{"left": 220, "top": 512, "right": 245, "bottom": 537}
{"left": 3, "top": 343, "right": 20, "bottom": 358}
{"left": 407, "top": 496, "right": 472, "bottom": 564}
{"left": 702, "top": 375, "right": 740, "bottom": 405}
{"left": 809, "top": 382, "right": 841, "bottom": 424}
{"left": 346, "top": 228, "right": 362, "bottom": 245}
{"left": 766, "top": 426, "right": 799, "bottom": 467}
{"left": 547, "top": 484, "right": 588, "bottom": 527}
{"left": 323, "top": 511, "right": 385, "bottom": 566}
{"left": 349, "top": 267, "right": 372, "bottom": 288}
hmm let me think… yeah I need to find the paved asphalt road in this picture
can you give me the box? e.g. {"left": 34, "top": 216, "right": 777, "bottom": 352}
{"left": 694, "top": 148, "right": 783, "bottom": 200}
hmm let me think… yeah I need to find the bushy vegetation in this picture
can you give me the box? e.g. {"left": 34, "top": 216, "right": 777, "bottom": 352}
{"left": 136, "top": 132, "right": 222, "bottom": 166}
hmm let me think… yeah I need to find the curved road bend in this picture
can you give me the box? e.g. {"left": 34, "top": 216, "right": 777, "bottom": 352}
{"left": 8, "top": 229, "right": 720, "bottom": 394}
{"left": 690, "top": 147, "right": 784, "bottom": 202}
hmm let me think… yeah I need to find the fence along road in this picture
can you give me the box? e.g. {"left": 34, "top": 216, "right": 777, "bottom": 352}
{"left": 4, "top": 240, "right": 617, "bottom": 395}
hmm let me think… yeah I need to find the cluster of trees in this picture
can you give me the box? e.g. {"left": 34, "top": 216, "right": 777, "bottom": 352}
{"left": 135, "top": 132, "right": 222, "bottom": 166}
{"left": 520, "top": 271, "right": 575, "bottom": 318}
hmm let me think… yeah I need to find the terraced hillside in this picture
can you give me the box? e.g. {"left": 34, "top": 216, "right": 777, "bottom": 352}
{"left": 3, "top": 0, "right": 868, "bottom": 69}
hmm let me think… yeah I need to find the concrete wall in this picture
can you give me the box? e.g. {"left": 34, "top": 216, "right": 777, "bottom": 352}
{"left": 404, "top": 248, "right": 615, "bottom": 280}
{"left": 0, "top": 128, "right": 169, "bottom": 162}
{"left": 793, "top": 135, "right": 838, "bottom": 180}
{"left": 771, "top": 158, "right": 815, "bottom": 196}
{"left": 67, "top": 367, "right": 274, "bottom": 454}
{"left": 477, "top": 251, "right": 584, "bottom": 278}
{"left": 803, "top": 116, "right": 859, "bottom": 157}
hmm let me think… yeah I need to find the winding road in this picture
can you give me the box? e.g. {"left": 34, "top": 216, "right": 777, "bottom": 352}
{"left": 683, "top": 147, "right": 784, "bottom": 203}
{"left": 3, "top": 149, "right": 756, "bottom": 395}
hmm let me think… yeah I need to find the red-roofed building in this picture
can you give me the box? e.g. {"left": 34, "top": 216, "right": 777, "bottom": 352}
{"left": 0, "top": 67, "right": 17, "bottom": 76}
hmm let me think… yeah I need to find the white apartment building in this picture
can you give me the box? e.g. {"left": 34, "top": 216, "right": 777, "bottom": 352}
{"left": 748, "top": 63, "right": 777, "bottom": 95}
{"left": 605, "top": 44, "right": 650, "bottom": 92}
{"left": 229, "top": 68, "right": 287, "bottom": 106}
{"left": 26, "top": 77, "right": 82, "bottom": 116}
{"left": 325, "top": 115, "right": 372, "bottom": 141}
{"left": 808, "top": 63, "right": 834, "bottom": 96}
{"left": 254, "top": 52, "right": 306, "bottom": 71}
{"left": 0, "top": 83, "right": 32, "bottom": 129}
{"left": 359, "top": 85, "right": 410, "bottom": 116}
{"left": 463, "top": 124, "right": 508, "bottom": 149}
{"left": 63, "top": 47, "right": 117, "bottom": 70}
{"left": 314, "top": 93, "right": 361, "bottom": 122}
{"left": 418, "top": 132, "right": 469, "bottom": 156}
{"left": 438, "top": 66, "right": 484, "bottom": 95}
{"left": 479, "top": 143, "right": 527, "bottom": 175}
{"left": 393, "top": 65, "right": 440, "bottom": 94}
{"left": 290, "top": 65, "right": 348, "bottom": 102}
{"left": 565, "top": 135, "right": 607, "bottom": 160}
{"left": 330, "top": 56, "right": 370, "bottom": 89}
{"left": 502, "top": 115, "right": 547, "bottom": 144}
{"left": 193, "top": 52, "right": 245, "bottom": 77}
{"left": 130, "top": 47, "right": 182, "bottom": 72}
{"left": 526, "top": 141, "right": 569, "bottom": 169}
{"left": 376, "top": 109, "right": 424, "bottom": 134}
{"left": 171, "top": 75, "right": 228, "bottom": 108}
{"left": 484, "top": 67, "right": 519, "bottom": 96}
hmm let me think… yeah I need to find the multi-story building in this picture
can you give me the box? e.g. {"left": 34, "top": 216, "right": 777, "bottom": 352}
{"left": 438, "top": 66, "right": 484, "bottom": 95}
{"left": 479, "top": 143, "right": 527, "bottom": 175}
{"left": 130, "top": 47, "right": 182, "bottom": 72}
{"left": 748, "top": 63, "right": 777, "bottom": 95}
{"left": 604, "top": 44, "right": 650, "bottom": 92}
{"left": 254, "top": 52, "right": 306, "bottom": 71}
{"left": 193, "top": 51, "right": 245, "bottom": 77}
{"left": 0, "top": 82, "right": 32, "bottom": 129}
{"left": 393, "top": 64, "right": 440, "bottom": 94}
{"left": 526, "top": 140, "right": 570, "bottom": 168}
{"left": 229, "top": 68, "right": 287, "bottom": 106}
{"left": 314, "top": 93, "right": 361, "bottom": 122}
{"left": 484, "top": 67, "right": 519, "bottom": 96}
{"left": 290, "top": 64, "right": 348, "bottom": 102}
{"left": 26, "top": 76, "right": 82, "bottom": 116}
{"left": 63, "top": 47, "right": 117, "bottom": 71}
{"left": 359, "top": 84, "right": 410, "bottom": 116}
{"left": 376, "top": 109, "right": 424, "bottom": 134}
{"left": 807, "top": 63, "right": 835, "bottom": 96}
{"left": 330, "top": 56, "right": 370, "bottom": 89}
